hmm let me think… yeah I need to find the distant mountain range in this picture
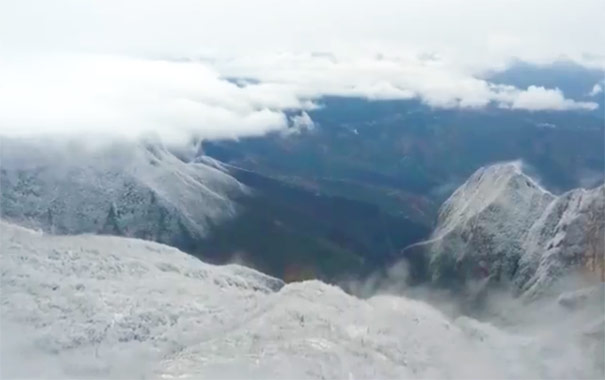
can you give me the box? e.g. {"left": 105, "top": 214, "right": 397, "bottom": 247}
{"left": 2, "top": 134, "right": 602, "bottom": 297}
{"left": 485, "top": 60, "right": 604, "bottom": 108}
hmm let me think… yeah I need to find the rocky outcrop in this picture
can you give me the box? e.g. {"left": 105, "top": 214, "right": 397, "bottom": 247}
{"left": 405, "top": 162, "right": 604, "bottom": 298}
{"left": 516, "top": 184, "right": 604, "bottom": 297}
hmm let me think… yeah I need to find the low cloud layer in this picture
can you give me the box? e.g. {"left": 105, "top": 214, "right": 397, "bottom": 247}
{"left": 217, "top": 53, "right": 599, "bottom": 110}
{"left": 0, "top": 53, "right": 598, "bottom": 144}
{"left": 0, "top": 55, "right": 297, "bottom": 144}
{"left": 507, "top": 85, "right": 598, "bottom": 111}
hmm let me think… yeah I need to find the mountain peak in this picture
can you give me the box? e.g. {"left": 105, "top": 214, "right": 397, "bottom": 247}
{"left": 410, "top": 162, "right": 603, "bottom": 298}
{"left": 436, "top": 161, "right": 554, "bottom": 237}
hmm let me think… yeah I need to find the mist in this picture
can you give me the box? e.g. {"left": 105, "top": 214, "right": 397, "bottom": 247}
{"left": 341, "top": 259, "right": 605, "bottom": 378}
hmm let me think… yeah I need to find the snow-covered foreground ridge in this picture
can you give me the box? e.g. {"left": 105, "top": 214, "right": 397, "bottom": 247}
{"left": 412, "top": 161, "right": 604, "bottom": 298}
{"left": 1, "top": 221, "right": 603, "bottom": 379}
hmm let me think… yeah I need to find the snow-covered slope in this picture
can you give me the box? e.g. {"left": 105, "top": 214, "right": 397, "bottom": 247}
{"left": 1, "top": 221, "right": 603, "bottom": 379}
{"left": 0, "top": 137, "right": 247, "bottom": 248}
{"left": 413, "top": 161, "right": 604, "bottom": 298}
{"left": 0, "top": 220, "right": 282, "bottom": 378}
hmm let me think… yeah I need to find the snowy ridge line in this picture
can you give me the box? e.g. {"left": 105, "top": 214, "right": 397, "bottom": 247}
{"left": 0, "top": 137, "right": 248, "bottom": 245}
{"left": 1, "top": 220, "right": 603, "bottom": 379}
{"left": 401, "top": 162, "right": 551, "bottom": 250}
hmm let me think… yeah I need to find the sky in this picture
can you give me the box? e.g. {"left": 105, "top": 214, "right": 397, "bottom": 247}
{"left": 1, "top": 0, "right": 604, "bottom": 144}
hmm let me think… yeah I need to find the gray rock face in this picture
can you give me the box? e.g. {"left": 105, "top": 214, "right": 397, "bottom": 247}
{"left": 412, "top": 162, "right": 604, "bottom": 298}
{"left": 0, "top": 138, "right": 247, "bottom": 249}
{"left": 516, "top": 185, "right": 604, "bottom": 297}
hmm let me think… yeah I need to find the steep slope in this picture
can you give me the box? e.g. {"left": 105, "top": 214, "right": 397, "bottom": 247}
{"left": 405, "top": 161, "right": 604, "bottom": 298}
{"left": 1, "top": 221, "right": 602, "bottom": 379}
{"left": 517, "top": 184, "right": 605, "bottom": 297}
{"left": 0, "top": 221, "right": 282, "bottom": 378}
{"left": 0, "top": 137, "right": 247, "bottom": 251}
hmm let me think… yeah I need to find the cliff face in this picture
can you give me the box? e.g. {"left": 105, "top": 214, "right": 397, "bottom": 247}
{"left": 413, "top": 162, "right": 604, "bottom": 298}
{"left": 516, "top": 184, "right": 604, "bottom": 297}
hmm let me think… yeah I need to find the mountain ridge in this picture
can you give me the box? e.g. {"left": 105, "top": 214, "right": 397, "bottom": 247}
{"left": 402, "top": 161, "right": 604, "bottom": 298}
{"left": 2, "top": 220, "right": 602, "bottom": 378}
{"left": 0, "top": 138, "right": 246, "bottom": 245}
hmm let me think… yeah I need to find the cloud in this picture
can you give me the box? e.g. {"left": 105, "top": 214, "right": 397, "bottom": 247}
{"left": 0, "top": 54, "right": 300, "bottom": 144}
{"left": 215, "top": 53, "right": 598, "bottom": 110}
{"left": 589, "top": 83, "right": 603, "bottom": 96}
{"left": 0, "top": 53, "right": 598, "bottom": 144}
{"left": 507, "top": 86, "right": 598, "bottom": 111}
{"left": 287, "top": 111, "right": 315, "bottom": 135}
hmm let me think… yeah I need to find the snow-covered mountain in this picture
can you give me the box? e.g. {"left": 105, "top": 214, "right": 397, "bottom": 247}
{"left": 407, "top": 161, "right": 604, "bottom": 298}
{"left": 0, "top": 137, "right": 247, "bottom": 249}
{"left": 1, "top": 220, "right": 603, "bottom": 379}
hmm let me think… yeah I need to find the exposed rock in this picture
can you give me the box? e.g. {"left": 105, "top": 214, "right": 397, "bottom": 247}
{"left": 405, "top": 161, "right": 604, "bottom": 298}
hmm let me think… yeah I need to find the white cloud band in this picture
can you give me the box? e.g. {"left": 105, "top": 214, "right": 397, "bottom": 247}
{"left": 0, "top": 53, "right": 597, "bottom": 144}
